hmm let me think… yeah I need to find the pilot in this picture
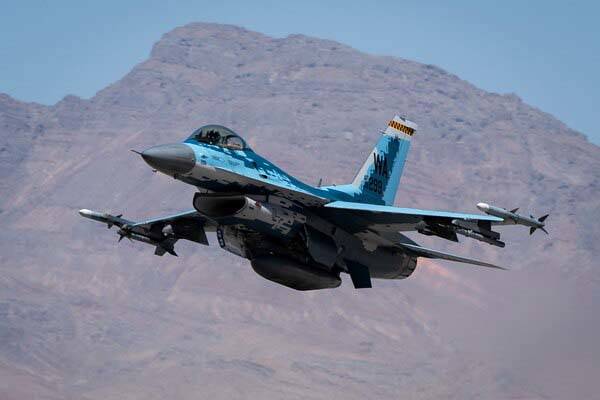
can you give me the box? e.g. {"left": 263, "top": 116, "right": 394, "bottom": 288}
{"left": 206, "top": 130, "right": 220, "bottom": 145}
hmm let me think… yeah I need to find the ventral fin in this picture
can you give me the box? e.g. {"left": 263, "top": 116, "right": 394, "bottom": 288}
{"left": 344, "top": 260, "right": 372, "bottom": 289}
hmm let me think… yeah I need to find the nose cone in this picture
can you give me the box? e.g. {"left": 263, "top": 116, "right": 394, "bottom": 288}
{"left": 141, "top": 144, "right": 195, "bottom": 175}
{"left": 477, "top": 202, "right": 490, "bottom": 212}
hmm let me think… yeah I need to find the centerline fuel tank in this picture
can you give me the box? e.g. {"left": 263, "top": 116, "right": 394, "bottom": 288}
{"left": 250, "top": 255, "right": 341, "bottom": 291}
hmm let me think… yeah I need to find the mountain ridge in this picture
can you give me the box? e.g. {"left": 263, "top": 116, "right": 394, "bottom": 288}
{"left": 2, "top": 22, "right": 594, "bottom": 142}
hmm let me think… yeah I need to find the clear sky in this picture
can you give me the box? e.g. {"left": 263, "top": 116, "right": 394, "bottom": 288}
{"left": 2, "top": 0, "right": 598, "bottom": 144}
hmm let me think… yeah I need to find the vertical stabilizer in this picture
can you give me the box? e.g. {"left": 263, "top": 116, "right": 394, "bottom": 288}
{"left": 349, "top": 115, "right": 417, "bottom": 205}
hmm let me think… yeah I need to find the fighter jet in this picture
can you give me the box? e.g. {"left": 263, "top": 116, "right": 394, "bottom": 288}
{"left": 80, "top": 116, "right": 548, "bottom": 290}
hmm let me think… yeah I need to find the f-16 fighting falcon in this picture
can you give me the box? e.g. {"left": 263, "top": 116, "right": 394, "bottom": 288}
{"left": 80, "top": 116, "right": 548, "bottom": 290}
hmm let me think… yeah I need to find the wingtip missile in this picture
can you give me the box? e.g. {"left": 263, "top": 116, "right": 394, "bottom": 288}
{"left": 78, "top": 209, "right": 131, "bottom": 229}
{"left": 477, "top": 203, "right": 548, "bottom": 234}
{"left": 79, "top": 209, "right": 184, "bottom": 257}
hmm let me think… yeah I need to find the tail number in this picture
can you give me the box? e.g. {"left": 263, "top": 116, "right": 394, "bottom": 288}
{"left": 362, "top": 152, "right": 388, "bottom": 195}
{"left": 364, "top": 176, "right": 383, "bottom": 195}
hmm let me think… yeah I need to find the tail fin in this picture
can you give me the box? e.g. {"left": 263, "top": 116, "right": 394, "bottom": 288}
{"left": 350, "top": 115, "right": 417, "bottom": 205}
{"left": 530, "top": 214, "right": 549, "bottom": 235}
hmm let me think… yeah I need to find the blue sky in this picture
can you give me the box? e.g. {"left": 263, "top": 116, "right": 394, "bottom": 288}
{"left": 1, "top": 0, "right": 598, "bottom": 144}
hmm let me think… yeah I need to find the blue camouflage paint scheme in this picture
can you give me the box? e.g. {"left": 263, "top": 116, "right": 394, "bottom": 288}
{"left": 80, "top": 117, "right": 545, "bottom": 288}
{"left": 181, "top": 129, "right": 497, "bottom": 224}
{"left": 182, "top": 137, "right": 357, "bottom": 203}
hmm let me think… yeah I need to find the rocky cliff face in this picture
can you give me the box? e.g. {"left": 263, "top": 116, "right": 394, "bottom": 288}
{"left": 1, "top": 23, "right": 598, "bottom": 399}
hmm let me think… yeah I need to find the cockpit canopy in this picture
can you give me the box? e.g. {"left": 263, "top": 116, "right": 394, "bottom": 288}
{"left": 188, "top": 125, "right": 248, "bottom": 150}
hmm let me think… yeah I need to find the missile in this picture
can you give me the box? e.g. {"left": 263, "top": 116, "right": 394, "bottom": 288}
{"left": 476, "top": 203, "right": 548, "bottom": 235}
{"left": 79, "top": 209, "right": 131, "bottom": 229}
{"left": 79, "top": 209, "right": 178, "bottom": 256}
{"left": 455, "top": 227, "right": 505, "bottom": 247}
{"left": 79, "top": 208, "right": 109, "bottom": 223}
{"left": 417, "top": 220, "right": 504, "bottom": 247}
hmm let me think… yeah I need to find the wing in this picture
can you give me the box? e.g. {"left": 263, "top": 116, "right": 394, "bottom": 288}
{"left": 131, "top": 210, "right": 215, "bottom": 242}
{"left": 321, "top": 201, "right": 504, "bottom": 247}
{"left": 79, "top": 209, "right": 214, "bottom": 256}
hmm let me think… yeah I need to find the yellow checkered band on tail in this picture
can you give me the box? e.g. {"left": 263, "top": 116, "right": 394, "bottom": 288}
{"left": 388, "top": 120, "right": 415, "bottom": 136}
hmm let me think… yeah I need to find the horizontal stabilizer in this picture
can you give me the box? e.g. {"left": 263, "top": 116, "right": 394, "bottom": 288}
{"left": 399, "top": 243, "right": 506, "bottom": 270}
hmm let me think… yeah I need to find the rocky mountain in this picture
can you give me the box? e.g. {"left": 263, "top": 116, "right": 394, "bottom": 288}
{"left": 0, "top": 23, "right": 598, "bottom": 399}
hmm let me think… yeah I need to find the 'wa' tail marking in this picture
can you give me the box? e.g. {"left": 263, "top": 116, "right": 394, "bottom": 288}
{"left": 373, "top": 153, "right": 389, "bottom": 178}
{"left": 349, "top": 115, "right": 418, "bottom": 205}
